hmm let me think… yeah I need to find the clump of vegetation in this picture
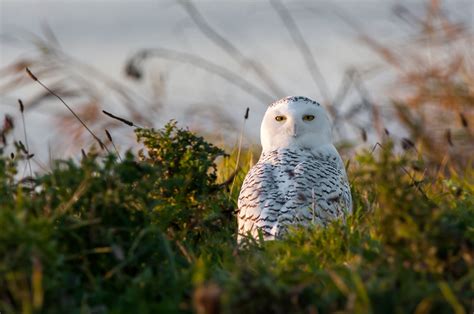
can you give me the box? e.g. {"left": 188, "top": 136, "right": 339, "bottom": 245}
{"left": 0, "top": 120, "right": 472, "bottom": 314}
{"left": 0, "top": 121, "right": 234, "bottom": 313}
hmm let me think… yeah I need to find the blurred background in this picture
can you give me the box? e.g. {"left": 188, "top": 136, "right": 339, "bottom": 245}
{"left": 0, "top": 0, "right": 473, "bottom": 172}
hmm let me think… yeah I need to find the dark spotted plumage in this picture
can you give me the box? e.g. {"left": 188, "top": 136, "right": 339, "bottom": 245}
{"left": 237, "top": 147, "right": 352, "bottom": 242}
{"left": 269, "top": 96, "right": 320, "bottom": 108}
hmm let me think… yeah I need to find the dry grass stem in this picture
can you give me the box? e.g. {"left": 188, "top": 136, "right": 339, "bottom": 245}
{"left": 25, "top": 68, "right": 110, "bottom": 154}
{"left": 102, "top": 110, "right": 139, "bottom": 128}
{"left": 229, "top": 107, "right": 249, "bottom": 196}
{"left": 178, "top": 0, "right": 285, "bottom": 97}
{"left": 129, "top": 49, "right": 274, "bottom": 103}
{"left": 270, "top": 0, "right": 332, "bottom": 109}
{"left": 18, "top": 99, "right": 33, "bottom": 178}
{"left": 105, "top": 129, "right": 122, "bottom": 162}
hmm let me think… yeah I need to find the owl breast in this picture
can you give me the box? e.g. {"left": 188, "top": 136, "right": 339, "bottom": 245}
{"left": 237, "top": 147, "right": 352, "bottom": 242}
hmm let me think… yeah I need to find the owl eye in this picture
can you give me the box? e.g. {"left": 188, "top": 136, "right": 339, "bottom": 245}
{"left": 275, "top": 115, "right": 286, "bottom": 122}
{"left": 302, "top": 115, "right": 315, "bottom": 121}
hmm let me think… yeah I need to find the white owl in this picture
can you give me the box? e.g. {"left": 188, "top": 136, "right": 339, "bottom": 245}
{"left": 237, "top": 96, "right": 352, "bottom": 242}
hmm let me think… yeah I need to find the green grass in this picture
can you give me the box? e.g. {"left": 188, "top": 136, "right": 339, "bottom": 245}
{"left": 0, "top": 122, "right": 473, "bottom": 314}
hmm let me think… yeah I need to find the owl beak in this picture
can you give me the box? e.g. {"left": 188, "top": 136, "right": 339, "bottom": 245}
{"left": 288, "top": 124, "right": 298, "bottom": 137}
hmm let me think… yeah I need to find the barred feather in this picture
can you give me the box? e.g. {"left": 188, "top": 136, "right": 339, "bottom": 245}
{"left": 237, "top": 147, "right": 352, "bottom": 242}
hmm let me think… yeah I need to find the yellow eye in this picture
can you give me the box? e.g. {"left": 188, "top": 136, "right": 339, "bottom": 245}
{"left": 303, "top": 115, "right": 315, "bottom": 121}
{"left": 275, "top": 115, "right": 286, "bottom": 122}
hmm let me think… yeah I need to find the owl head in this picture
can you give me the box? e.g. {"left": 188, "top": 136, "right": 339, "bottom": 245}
{"left": 260, "top": 96, "right": 332, "bottom": 152}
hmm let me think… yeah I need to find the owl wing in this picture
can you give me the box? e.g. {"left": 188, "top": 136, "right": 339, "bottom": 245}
{"left": 291, "top": 151, "right": 352, "bottom": 226}
{"left": 237, "top": 148, "right": 352, "bottom": 242}
{"left": 237, "top": 160, "right": 285, "bottom": 242}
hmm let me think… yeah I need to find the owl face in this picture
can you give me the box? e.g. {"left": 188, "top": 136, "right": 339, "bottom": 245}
{"left": 260, "top": 96, "right": 332, "bottom": 152}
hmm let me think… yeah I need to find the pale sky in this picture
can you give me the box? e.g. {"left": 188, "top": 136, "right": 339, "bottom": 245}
{"left": 0, "top": 0, "right": 472, "bottom": 165}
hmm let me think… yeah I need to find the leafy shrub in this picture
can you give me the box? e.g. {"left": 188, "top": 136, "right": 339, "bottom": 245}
{"left": 0, "top": 121, "right": 233, "bottom": 313}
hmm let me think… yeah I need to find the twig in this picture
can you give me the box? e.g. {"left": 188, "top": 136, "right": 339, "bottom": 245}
{"left": 333, "top": 9, "right": 401, "bottom": 68}
{"left": 230, "top": 107, "right": 249, "bottom": 196}
{"left": 175, "top": 240, "right": 194, "bottom": 263}
{"left": 56, "top": 45, "right": 153, "bottom": 121}
{"left": 270, "top": 0, "right": 333, "bottom": 111}
{"left": 130, "top": 49, "right": 274, "bottom": 104}
{"left": 219, "top": 168, "right": 240, "bottom": 189}
{"left": 102, "top": 110, "right": 143, "bottom": 128}
{"left": 18, "top": 99, "right": 33, "bottom": 178}
{"left": 341, "top": 69, "right": 383, "bottom": 139}
{"left": 16, "top": 29, "right": 153, "bottom": 126}
{"left": 26, "top": 68, "right": 110, "bottom": 154}
{"left": 332, "top": 69, "right": 354, "bottom": 109}
{"left": 31, "top": 157, "right": 50, "bottom": 173}
{"left": 178, "top": 0, "right": 285, "bottom": 97}
{"left": 400, "top": 165, "right": 429, "bottom": 198}
{"left": 330, "top": 69, "right": 356, "bottom": 139}
{"left": 54, "top": 179, "right": 90, "bottom": 216}
{"left": 370, "top": 142, "right": 383, "bottom": 155}
{"left": 105, "top": 129, "right": 123, "bottom": 162}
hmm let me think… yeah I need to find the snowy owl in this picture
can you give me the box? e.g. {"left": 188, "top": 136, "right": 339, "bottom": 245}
{"left": 237, "top": 96, "right": 352, "bottom": 242}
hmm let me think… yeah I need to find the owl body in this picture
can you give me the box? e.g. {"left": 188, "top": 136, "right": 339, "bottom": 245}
{"left": 237, "top": 96, "right": 352, "bottom": 242}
